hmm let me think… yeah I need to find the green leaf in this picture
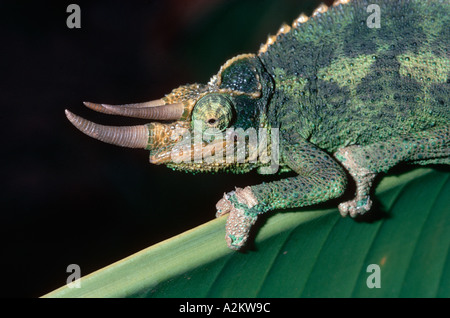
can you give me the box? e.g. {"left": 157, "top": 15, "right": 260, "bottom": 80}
{"left": 43, "top": 168, "right": 449, "bottom": 298}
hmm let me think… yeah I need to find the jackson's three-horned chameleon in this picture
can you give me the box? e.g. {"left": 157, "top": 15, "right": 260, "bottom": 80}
{"left": 65, "top": 0, "right": 449, "bottom": 250}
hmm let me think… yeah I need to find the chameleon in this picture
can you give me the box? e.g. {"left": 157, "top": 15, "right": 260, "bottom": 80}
{"left": 65, "top": 0, "right": 449, "bottom": 250}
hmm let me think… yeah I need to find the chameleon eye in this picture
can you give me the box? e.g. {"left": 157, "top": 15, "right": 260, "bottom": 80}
{"left": 192, "top": 93, "right": 233, "bottom": 131}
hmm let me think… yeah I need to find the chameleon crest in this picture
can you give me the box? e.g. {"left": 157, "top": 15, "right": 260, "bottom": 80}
{"left": 66, "top": 0, "right": 449, "bottom": 250}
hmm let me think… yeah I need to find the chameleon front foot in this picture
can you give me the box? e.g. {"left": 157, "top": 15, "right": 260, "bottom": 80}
{"left": 216, "top": 187, "right": 260, "bottom": 250}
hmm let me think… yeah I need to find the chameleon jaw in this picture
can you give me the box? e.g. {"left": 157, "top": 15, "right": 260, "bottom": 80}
{"left": 66, "top": 105, "right": 259, "bottom": 171}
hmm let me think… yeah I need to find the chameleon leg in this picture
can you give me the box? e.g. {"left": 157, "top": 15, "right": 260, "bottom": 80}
{"left": 216, "top": 140, "right": 347, "bottom": 250}
{"left": 334, "top": 125, "right": 449, "bottom": 218}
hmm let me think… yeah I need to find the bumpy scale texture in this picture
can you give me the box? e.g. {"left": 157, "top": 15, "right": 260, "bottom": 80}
{"left": 67, "top": 0, "right": 450, "bottom": 251}
{"left": 218, "top": 0, "right": 449, "bottom": 249}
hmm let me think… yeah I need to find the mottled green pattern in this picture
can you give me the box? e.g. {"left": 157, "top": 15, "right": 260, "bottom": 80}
{"left": 217, "top": 0, "right": 449, "bottom": 249}
{"left": 252, "top": 140, "right": 348, "bottom": 212}
{"left": 260, "top": 0, "right": 449, "bottom": 152}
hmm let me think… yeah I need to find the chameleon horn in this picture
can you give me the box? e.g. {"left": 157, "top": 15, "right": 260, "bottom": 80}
{"left": 83, "top": 100, "right": 185, "bottom": 120}
{"left": 65, "top": 110, "right": 149, "bottom": 148}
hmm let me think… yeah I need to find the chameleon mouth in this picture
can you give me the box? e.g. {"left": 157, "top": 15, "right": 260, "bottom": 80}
{"left": 150, "top": 138, "right": 228, "bottom": 164}
{"left": 149, "top": 128, "right": 265, "bottom": 166}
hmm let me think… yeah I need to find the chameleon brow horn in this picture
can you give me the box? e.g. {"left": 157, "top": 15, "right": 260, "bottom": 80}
{"left": 82, "top": 99, "right": 185, "bottom": 120}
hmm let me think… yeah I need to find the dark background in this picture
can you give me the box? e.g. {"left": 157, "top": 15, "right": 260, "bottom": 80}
{"left": 1, "top": 0, "right": 328, "bottom": 297}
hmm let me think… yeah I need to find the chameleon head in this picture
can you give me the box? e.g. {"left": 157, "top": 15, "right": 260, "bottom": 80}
{"left": 65, "top": 54, "right": 275, "bottom": 173}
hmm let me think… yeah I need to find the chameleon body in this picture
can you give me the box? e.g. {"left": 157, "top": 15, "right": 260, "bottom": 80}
{"left": 66, "top": 0, "right": 450, "bottom": 250}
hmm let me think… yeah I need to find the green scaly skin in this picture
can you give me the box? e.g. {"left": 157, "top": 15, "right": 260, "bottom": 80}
{"left": 68, "top": 0, "right": 450, "bottom": 250}
{"left": 217, "top": 0, "right": 449, "bottom": 249}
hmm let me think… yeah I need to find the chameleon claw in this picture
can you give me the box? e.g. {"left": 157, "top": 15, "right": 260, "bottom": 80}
{"left": 215, "top": 191, "right": 235, "bottom": 217}
{"left": 226, "top": 235, "right": 245, "bottom": 251}
{"left": 225, "top": 205, "right": 258, "bottom": 250}
{"left": 338, "top": 196, "right": 372, "bottom": 218}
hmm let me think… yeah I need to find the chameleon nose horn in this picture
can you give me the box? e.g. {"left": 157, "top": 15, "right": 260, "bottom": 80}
{"left": 83, "top": 99, "right": 185, "bottom": 120}
{"left": 65, "top": 110, "right": 149, "bottom": 148}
